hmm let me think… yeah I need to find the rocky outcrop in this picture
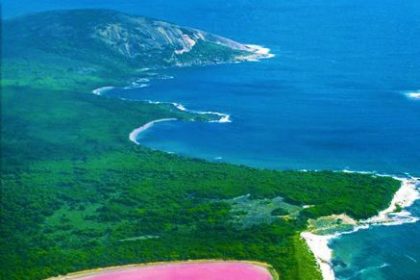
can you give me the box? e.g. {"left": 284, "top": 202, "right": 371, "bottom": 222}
{"left": 4, "top": 9, "right": 272, "bottom": 69}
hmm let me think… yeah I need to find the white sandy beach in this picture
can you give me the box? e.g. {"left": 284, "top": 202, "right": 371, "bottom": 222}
{"left": 92, "top": 86, "right": 115, "bottom": 96}
{"left": 129, "top": 118, "right": 177, "bottom": 145}
{"left": 363, "top": 177, "right": 420, "bottom": 225}
{"left": 301, "top": 232, "right": 337, "bottom": 280}
{"left": 302, "top": 176, "right": 419, "bottom": 280}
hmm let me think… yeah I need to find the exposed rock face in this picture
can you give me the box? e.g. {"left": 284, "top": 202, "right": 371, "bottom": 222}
{"left": 4, "top": 9, "right": 271, "bottom": 69}
{"left": 92, "top": 15, "right": 246, "bottom": 57}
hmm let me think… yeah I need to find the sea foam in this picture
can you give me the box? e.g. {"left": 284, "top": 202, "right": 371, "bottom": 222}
{"left": 302, "top": 174, "right": 419, "bottom": 280}
{"left": 301, "top": 232, "right": 337, "bottom": 280}
{"left": 145, "top": 100, "right": 232, "bottom": 124}
{"left": 404, "top": 90, "right": 420, "bottom": 100}
{"left": 235, "top": 44, "right": 275, "bottom": 62}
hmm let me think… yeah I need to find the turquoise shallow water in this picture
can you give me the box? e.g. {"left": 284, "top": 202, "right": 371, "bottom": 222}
{"left": 3, "top": 1, "right": 420, "bottom": 279}
{"left": 330, "top": 199, "right": 420, "bottom": 280}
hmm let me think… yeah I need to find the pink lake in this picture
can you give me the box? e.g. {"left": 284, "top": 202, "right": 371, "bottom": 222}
{"left": 70, "top": 261, "right": 273, "bottom": 280}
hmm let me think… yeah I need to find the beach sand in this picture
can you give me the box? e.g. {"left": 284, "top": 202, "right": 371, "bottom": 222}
{"left": 302, "top": 177, "right": 419, "bottom": 280}
{"left": 129, "top": 118, "right": 177, "bottom": 145}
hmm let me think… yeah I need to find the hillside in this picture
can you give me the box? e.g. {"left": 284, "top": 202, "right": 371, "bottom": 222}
{"left": 2, "top": 9, "right": 272, "bottom": 91}
{"left": 3, "top": 9, "right": 267, "bottom": 71}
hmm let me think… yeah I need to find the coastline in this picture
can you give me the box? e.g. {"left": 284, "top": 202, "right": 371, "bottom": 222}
{"left": 172, "top": 102, "right": 232, "bottom": 123}
{"left": 89, "top": 42, "right": 276, "bottom": 127}
{"left": 92, "top": 86, "right": 115, "bottom": 96}
{"left": 94, "top": 81, "right": 419, "bottom": 280}
{"left": 145, "top": 100, "right": 232, "bottom": 123}
{"left": 301, "top": 232, "right": 337, "bottom": 280}
{"left": 302, "top": 176, "right": 420, "bottom": 280}
{"left": 91, "top": 85, "right": 233, "bottom": 148}
{"left": 86, "top": 53, "right": 420, "bottom": 280}
{"left": 363, "top": 177, "right": 420, "bottom": 225}
{"left": 92, "top": 80, "right": 419, "bottom": 280}
{"left": 129, "top": 118, "right": 177, "bottom": 145}
{"left": 91, "top": 87, "right": 232, "bottom": 126}
{"left": 8, "top": 7, "right": 420, "bottom": 280}
{"left": 236, "top": 44, "right": 275, "bottom": 62}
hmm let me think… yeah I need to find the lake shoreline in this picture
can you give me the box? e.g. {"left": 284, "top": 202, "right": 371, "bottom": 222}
{"left": 45, "top": 260, "right": 279, "bottom": 280}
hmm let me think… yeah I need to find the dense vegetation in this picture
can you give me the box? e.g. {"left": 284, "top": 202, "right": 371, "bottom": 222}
{"left": 0, "top": 9, "right": 400, "bottom": 280}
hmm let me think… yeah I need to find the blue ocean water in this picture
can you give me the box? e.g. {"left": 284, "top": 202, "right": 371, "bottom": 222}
{"left": 330, "top": 200, "right": 420, "bottom": 280}
{"left": 3, "top": 1, "right": 420, "bottom": 279}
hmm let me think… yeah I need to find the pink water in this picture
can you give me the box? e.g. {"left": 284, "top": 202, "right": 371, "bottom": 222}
{"left": 79, "top": 261, "right": 273, "bottom": 280}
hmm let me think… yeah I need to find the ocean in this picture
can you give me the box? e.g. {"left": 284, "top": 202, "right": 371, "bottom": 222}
{"left": 3, "top": 0, "right": 420, "bottom": 279}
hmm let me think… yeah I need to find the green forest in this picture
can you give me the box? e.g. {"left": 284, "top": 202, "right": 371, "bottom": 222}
{"left": 1, "top": 10, "right": 400, "bottom": 280}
